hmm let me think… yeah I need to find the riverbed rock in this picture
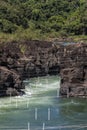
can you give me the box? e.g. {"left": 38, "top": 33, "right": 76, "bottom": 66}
{"left": 60, "top": 43, "right": 87, "bottom": 98}
{"left": 0, "top": 40, "right": 87, "bottom": 97}
{"left": 0, "top": 66, "right": 24, "bottom": 96}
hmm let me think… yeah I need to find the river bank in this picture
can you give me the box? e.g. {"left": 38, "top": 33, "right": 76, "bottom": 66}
{"left": 0, "top": 40, "right": 87, "bottom": 97}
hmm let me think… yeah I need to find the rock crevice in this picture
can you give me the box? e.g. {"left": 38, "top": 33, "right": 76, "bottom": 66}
{"left": 0, "top": 41, "right": 87, "bottom": 97}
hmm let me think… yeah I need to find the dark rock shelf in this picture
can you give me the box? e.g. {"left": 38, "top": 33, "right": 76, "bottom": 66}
{"left": 0, "top": 40, "right": 87, "bottom": 97}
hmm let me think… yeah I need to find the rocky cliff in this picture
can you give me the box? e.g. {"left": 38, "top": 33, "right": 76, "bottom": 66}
{"left": 0, "top": 41, "right": 87, "bottom": 97}
{"left": 60, "top": 43, "right": 87, "bottom": 97}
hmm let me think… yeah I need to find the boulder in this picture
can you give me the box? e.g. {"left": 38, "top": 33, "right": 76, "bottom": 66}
{"left": 0, "top": 66, "right": 24, "bottom": 97}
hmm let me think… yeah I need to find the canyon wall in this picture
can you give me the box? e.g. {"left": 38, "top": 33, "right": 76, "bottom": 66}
{"left": 0, "top": 41, "right": 87, "bottom": 97}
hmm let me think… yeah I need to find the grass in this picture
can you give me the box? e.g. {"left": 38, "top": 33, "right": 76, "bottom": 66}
{"left": 0, "top": 28, "right": 87, "bottom": 43}
{"left": 69, "top": 35, "right": 87, "bottom": 43}
{"left": 0, "top": 28, "right": 46, "bottom": 43}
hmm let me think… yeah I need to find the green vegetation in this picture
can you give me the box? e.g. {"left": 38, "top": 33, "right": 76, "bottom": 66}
{"left": 0, "top": 0, "right": 87, "bottom": 42}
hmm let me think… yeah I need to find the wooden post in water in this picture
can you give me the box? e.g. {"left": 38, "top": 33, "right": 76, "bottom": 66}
{"left": 43, "top": 123, "right": 45, "bottom": 130}
{"left": 35, "top": 108, "right": 37, "bottom": 120}
{"left": 28, "top": 122, "right": 30, "bottom": 130}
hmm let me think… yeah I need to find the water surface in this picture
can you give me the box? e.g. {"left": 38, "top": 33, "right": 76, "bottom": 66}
{"left": 0, "top": 75, "right": 87, "bottom": 130}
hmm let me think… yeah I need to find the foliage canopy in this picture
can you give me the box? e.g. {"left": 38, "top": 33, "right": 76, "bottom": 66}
{"left": 0, "top": 0, "right": 87, "bottom": 39}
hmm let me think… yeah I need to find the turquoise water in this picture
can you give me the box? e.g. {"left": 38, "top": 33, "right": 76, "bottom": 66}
{"left": 0, "top": 75, "right": 87, "bottom": 130}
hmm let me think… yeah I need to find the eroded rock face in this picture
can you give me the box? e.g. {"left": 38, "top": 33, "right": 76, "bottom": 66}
{"left": 0, "top": 67, "right": 24, "bottom": 96}
{"left": 0, "top": 41, "right": 87, "bottom": 97}
{"left": 60, "top": 67, "right": 85, "bottom": 97}
{"left": 60, "top": 43, "right": 87, "bottom": 98}
{"left": 0, "top": 41, "right": 61, "bottom": 96}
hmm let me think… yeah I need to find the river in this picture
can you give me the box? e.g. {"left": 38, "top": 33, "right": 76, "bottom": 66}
{"left": 0, "top": 75, "right": 87, "bottom": 130}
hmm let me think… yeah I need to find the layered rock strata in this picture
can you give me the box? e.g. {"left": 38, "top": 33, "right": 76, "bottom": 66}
{"left": 0, "top": 41, "right": 87, "bottom": 97}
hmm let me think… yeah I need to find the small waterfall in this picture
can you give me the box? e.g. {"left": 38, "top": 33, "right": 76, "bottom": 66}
{"left": 0, "top": 75, "right": 61, "bottom": 111}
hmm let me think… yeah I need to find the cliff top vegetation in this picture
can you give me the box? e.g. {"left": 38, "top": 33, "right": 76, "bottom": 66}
{"left": 0, "top": 0, "right": 87, "bottom": 42}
